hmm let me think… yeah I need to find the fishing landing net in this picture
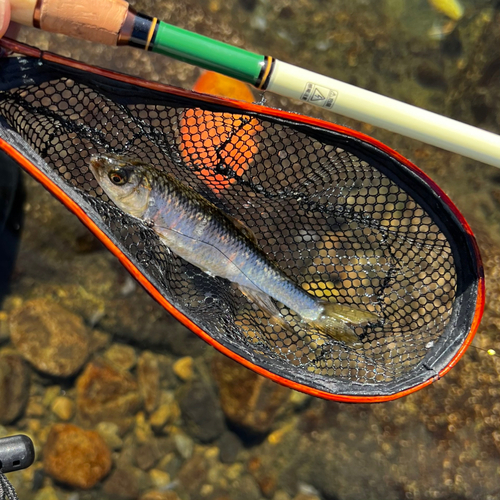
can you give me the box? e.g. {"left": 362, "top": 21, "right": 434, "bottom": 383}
{"left": 0, "top": 44, "right": 483, "bottom": 401}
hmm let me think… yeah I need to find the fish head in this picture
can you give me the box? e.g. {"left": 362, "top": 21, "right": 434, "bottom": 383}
{"left": 89, "top": 154, "right": 152, "bottom": 218}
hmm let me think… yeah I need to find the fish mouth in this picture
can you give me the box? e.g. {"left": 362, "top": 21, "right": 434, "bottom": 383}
{"left": 89, "top": 155, "right": 107, "bottom": 179}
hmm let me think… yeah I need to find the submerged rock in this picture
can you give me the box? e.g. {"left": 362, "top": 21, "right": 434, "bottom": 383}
{"left": 104, "top": 343, "right": 137, "bottom": 371}
{"left": 103, "top": 466, "right": 151, "bottom": 500}
{"left": 43, "top": 423, "right": 112, "bottom": 489}
{"left": 140, "top": 492, "right": 180, "bottom": 500}
{"left": 178, "top": 380, "right": 226, "bottom": 442}
{"left": 0, "top": 352, "right": 30, "bottom": 424}
{"left": 9, "top": 298, "right": 89, "bottom": 377}
{"left": 218, "top": 430, "right": 242, "bottom": 464}
{"left": 172, "top": 356, "right": 194, "bottom": 381}
{"left": 76, "top": 359, "right": 142, "bottom": 428}
{"left": 212, "top": 354, "right": 290, "bottom": 435}
{"left": 50, "top": 396, "right": 74, "bottom": 421}
{"left": 137, "top": 351, "right": 160, "bottom": 414}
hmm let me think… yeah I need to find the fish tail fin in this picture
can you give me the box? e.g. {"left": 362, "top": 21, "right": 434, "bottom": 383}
{"left": 310, "top": 302, "right": 378, "bottom": 345}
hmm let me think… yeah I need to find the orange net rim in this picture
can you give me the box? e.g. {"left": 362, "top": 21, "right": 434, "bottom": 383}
{"left": 0, "top": 38, "right": 485, "bottom": 402}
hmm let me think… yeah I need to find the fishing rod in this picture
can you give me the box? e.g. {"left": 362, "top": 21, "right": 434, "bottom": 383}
{"left": 9, "top": 0, "right": 500, "bottom": 168}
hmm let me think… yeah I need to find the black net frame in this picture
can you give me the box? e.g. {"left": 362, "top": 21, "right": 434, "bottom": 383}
{"left": 0, "top": 47, "right": 483, "bottom": 400}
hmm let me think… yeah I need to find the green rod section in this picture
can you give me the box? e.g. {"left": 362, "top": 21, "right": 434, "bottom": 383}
{"left": 151, "top": 21, "right": 265, "bottom": 85}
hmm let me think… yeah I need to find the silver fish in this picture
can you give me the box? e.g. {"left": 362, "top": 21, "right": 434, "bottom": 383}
{"left": 89, "top": 153, "right": 377, "bottom": 344}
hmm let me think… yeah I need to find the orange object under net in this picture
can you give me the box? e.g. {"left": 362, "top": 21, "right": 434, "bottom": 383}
{"left": 0, "top": 47, "right": 483, "bottom": 401}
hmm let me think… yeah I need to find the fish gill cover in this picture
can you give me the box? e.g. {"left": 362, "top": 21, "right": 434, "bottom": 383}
{"left": 0, "top": 52, "right": 482, "bottom": 400}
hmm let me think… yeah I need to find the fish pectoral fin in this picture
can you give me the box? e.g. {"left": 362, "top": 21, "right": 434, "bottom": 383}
{"left": 238, "top": 285, "right": 281, "bottom": 318}
{"left": 310, "top": 302, "right": 378, "bottom": 346}
{"left": 226, "top": 214, "right": 260, "bottom": 246}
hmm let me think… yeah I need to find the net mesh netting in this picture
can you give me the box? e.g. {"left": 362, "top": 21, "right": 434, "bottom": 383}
{"left": 0, "top": 55, "right": 479, "bottom": 397}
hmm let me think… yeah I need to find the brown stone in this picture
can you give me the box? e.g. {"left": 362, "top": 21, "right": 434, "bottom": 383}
{"left": 177, "top": 455, "right": 208, "bottom": 497}
{"left": 0, "top": 352, "right": 30, "bottom": 424}
{"left": 9, "top": 299, "right": 89, "bottom": 377}
{"left": 43, "top": 423, "right": 112, "bottom": 489}
{"left": 172, "top": 357, "right": 194, "bottom": 381}
{"left": 103, "top": 467, "right": 150, "bottom": 500}
{"left": 76, "top": 359, "right": 142, "bottom": 427}
{"left": 104, "top": 344, "right": 137, "bottom": 371}
{"left": 50, "top": 396, "right": 74, "bottom": 421}
{"left": 212, "top": 353, "right": 290, "bottom": 434}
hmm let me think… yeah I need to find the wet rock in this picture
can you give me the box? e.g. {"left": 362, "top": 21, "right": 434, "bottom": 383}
{"left": 172, "top": 356, "right": 194, "bottom": 381}
{"left": 50, "top": 396, "right": 74, "bottom": 421}
{"left": 148, "top": 469, "right": 171, "bottom": 490}
{"left": 231, "top": 474, "right": 262, "bottom": 500}
{"left": 173, "top": 432, "right": 194, "bottom": 460}
{"left": 96, "top": 421, "right": 123, "bottom": 450}
{"left": 43, "top": 386, "right": 60, "bottom": 408}
{"left": 76, "top": 359, "right": 142, "bottom": 428}
{"left": 157, "top": 452, "right": 183, "bottom": 481}
{"left": 212, "top": 354, "right": 290, "bottom": 434}
{"left": 293, "top": 484, "right": 322, "bottom": 500}
{"left": 135, "top": 411, "right": 154, "bottom": 443}
{"left": 104, "top": 343, "right": 137, "bottom": 371}
{"left": 292, "top": 493, "right": 321, "bottom": 500}
{"left": 138, "top": 351, "right": 160, "bottom": 414}
{"left": 43, "top": 423, "right": 112, "bottom": 489}
{"left": 25, "top": 395, "right": 45, "bottom": 418}
{"left": 99, "top": 293, "right": 205, "bottom": 357}
{"left": 88, "top": 329, "right": 112, "bottom": 354}
{"left": 9, "top": 299, "right": 89, "bottom": 377}
{"left": 218, "top": 431, "right": 242, "bottom": 464}
{"left": 103, "top": 466, "right": 150, "bottom": 500}
{"left": 135, "top": 440, "right": 164, "bottom": 471}
{"left": 273, "top": 491, "right": 292, "bottom": 500}
{"left": 33, "top": 486, "right": 59, "bottom": 500}
{"left": 140, "top": 492, "right": 180, "bottom": 500}
{"left": 177, "top": 454, "right": 208, "bottom": 497}
{"left": 150, "top": 393, "right": 181, "bottom": 433}
{"left": 178, "top": 380, "right": 225, "bottom": 442}
{"left": 0, "top": 352, "right": 30, "bottom": 424}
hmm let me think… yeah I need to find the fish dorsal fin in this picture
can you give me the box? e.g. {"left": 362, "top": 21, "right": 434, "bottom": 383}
{"left": 226, "top": 214, "right": 259, "bottom": 245}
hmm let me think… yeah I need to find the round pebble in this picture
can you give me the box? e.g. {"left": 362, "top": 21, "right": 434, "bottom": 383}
{"left": 51, "top": 396, "right": 74, "bottom": 421}
{"left": 10, "top": 299, "right": 89, "bottom": 377}
{"left": 0, "top": 352, "right": 30, "bottom": 424}
{"left": 95, "top": 421, "right": 123, "bottom": 450}
{"left": 104, "top": 343, "right": 137, "bottom": 371}
{"left": 172, "top": 356, "right": 194, "bottom": 381}
{"left": 43, "top": 423, "right": 112, "bottom": 489}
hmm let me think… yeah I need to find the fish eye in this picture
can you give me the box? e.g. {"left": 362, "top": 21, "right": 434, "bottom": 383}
{"left": 108, "top": 168, "right": 129, "bottom": 186}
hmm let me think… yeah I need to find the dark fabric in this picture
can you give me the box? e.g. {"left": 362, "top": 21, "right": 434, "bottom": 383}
{"left": 0, "top": 471, "right": 19, "bottom": 500}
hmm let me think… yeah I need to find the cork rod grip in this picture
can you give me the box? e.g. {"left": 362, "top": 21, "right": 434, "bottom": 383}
{"left": 11, "top": 0, "right": 130, "bottom": 45}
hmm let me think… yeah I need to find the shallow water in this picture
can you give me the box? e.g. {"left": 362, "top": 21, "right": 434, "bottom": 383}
{"left": 2, "top": 0, "right": 500, "bottom": 499}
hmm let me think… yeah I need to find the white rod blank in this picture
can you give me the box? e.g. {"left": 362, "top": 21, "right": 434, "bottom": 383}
{"left": 267, "top": 60, "right": 500, "bottom": 168}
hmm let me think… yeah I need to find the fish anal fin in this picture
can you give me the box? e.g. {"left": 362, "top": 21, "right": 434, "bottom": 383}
{"left": 238, "top": 285, "right": 281, "bottom": 318}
